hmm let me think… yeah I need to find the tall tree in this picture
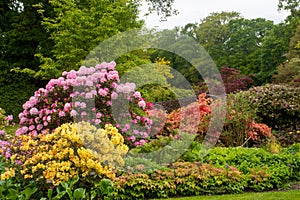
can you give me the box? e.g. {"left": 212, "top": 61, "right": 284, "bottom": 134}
{"left": 194, "top": 11, "right": 241, "bottom": 67}
{"left": 272, "top": 22, "right": 300, "bottom": 85}
{"left": 0, "top": 0, "right": 53, "bottom": 118}
{"left": 18, "top": 0, "right": 143, "bottom": 79}
{"left": 258, "top": 23, "right": 291, "bottom": 84}
{"left": 222, "top": 18, "right": 275, "bottom": 75}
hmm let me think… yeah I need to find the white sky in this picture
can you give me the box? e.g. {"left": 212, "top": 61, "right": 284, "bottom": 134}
{"left": 140, "top": 0, "right": 290, "bottom": 29}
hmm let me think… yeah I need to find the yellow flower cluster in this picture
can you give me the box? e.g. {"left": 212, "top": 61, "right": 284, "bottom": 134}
{"left": 0, "top": 167, "right": 15, "bottom": 180}
{"left": 76, "top": 123, "right": 129, "bottom": 169}
{"left": 1, "top": 122, "right": 128, "bottom": 186}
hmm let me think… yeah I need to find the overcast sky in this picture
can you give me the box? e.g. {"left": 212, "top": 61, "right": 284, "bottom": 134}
{"left": 140, "top": 0, "right": 290, "bottom": 29}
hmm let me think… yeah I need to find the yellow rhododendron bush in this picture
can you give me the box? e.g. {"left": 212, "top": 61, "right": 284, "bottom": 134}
{"left": 1, "top": 122, "right": 128, "bottom": 186}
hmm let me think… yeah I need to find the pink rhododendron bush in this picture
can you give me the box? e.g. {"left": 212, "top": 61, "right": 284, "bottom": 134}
{"left": 16, "top": 61, "right": 153, "bottom": 147}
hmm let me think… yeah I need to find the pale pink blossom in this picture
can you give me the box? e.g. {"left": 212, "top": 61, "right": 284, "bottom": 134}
{"left": 37, "top": 124, "right": 43, "bottom": 131}
{"left": 74, "top": 101, "right": 81, "bottom": 107}
{"left": 86, "top": 92, "right": 93, "bottom": 99}
{"left": 98, "top": 89, "right": 108, "bottom": 96}
{"left": 133, "top": 91, "right": 141, "bottom": 99}
{"left": 64, "top": 103, "right": 71, "bottom": 111}
{"left": 138, "top": 100, "right": 146, "bottom": 109}
{"left": 70, "top": 110, "right": 78, "bottom": 116}
{"left": 47, "top": 116, "right": 51, "bottom": 122}
{"left": 59, "top": 111, "right": 66, "bottom": 117}
{"left": 96, "top": 112, "right": 102, "bottom": 118}
{"left": 106, "top": 101, "right": 112, "bottom": 106}
{"left": 111, "top": 91, "right": 118, "bottom": 99}
{"left": 67, "top": 70, "right": 77, "bottom": 79}
{"left": 107, "top": 61, "right": 116, "bottom": 70}
{"left": 94, "top": 119, "right": 101, "bottom": 125}
{"left": 80, "top": 102, "right": 86, "bottom": 109}
{"left": 29, "top": 125, "right": 35, "bottom": 131}
{"left": 29, "top": 107, "right": 39, "bottom": 115}
{"left": 6, "top": 115, "right": 13, "bottom": 121}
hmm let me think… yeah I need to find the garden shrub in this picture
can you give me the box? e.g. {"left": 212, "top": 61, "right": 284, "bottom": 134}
{"left": 156, "top": 92, "right": 273, "bottom": 147}
{"left": 272, "top": 129, "right": 300, "bottom": 147}
{"left": 0, "top": 122, "right": 128, "bottom": 187}
{"left": 220, "top": 92, "right": 273, "bottom": 147}
{"left": 112, "top": 156, "right": 299, "bottom": 199}
{"left": 193, "top": 66, "right": 253, "bottom": 95}
{"left": 113, "top": 162, "right": 248, "bottom": 199}
{"left": 246, "top": 84, "right": 300, "bottom": 131}
{"left": 15, "top": 61, "right": 153, "bottom": 147}
{"left": 161, "top": 93, "right": 211, "bottom": 137}
{"left": 180, "top": 144, "right": 300, "bottom": 191}
{"left": 220, "top": 66, "right": 254, "bottom": 94}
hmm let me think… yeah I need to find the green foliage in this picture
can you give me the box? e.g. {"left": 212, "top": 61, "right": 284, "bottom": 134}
{"left": 183, "top": 145, "right": 300, "bottom": 190}
{"left": 278, "top": 0, "right": 300, "bottom": 22}
{"left": 220, "top": 92, "right": 258, "bottom": 147}
{"left": 144, "top": 0, "right": 178, "bottom": 20}
{"left": 194, "top": 11, "right": 241, "bottom": 67}
{"left": 0, "top": 108, "right": 8, "bottom": 129}
{"left": 20, "top": 0, "right": 143, "bottom": 80}
{"left": 247, "top": 84, "right": 300, "bottom": 130}
{"left": 113, "top": 162, "right": 247, "bottom": 199}
{"left": 257, "top": 23, "right": 291, "bottom": 84}
{"left": 272, "top": 129, "right": 300, "bottom": 147}
{"left": 0, "top": 179, "right": 40, "bottom": 200}
{"left": 223, "top": 18, "right": 274, "bottom": 75}
{"left": 113, "top": 148, "right": 300, "bottom": 199}
{"left": 272, "top": 58, "right": 300, "bottom": 86}
{"left": 272, "top": 23, "right": 300, "bottom": 86}
{"left": 60, "top": 178, "right": 86, "bottom": 200}
{"left": 0, "top": 81, "right": 37, "bottom": 121}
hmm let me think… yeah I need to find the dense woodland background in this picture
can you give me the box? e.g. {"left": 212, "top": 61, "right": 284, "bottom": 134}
{"left": 1, "top": 0, "right": 300, "bottom": 119}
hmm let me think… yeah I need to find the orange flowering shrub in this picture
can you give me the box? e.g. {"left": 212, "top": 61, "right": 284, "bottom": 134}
{"left": 163, "top": 93, "right": 212, "bottom": 136}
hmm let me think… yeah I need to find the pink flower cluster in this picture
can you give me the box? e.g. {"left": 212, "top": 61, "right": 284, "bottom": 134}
{"left": 16, "top": 61, "right": 152, "bottom": 147}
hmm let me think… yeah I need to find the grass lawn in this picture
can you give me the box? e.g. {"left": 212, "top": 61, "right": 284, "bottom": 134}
{"left": 163, "top": 190, "right": 300, "bottom": 200}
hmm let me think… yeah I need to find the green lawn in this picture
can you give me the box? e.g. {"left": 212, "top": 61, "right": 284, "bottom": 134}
{"left": 162, "top": 190, "right": 300, "bottom": 200}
